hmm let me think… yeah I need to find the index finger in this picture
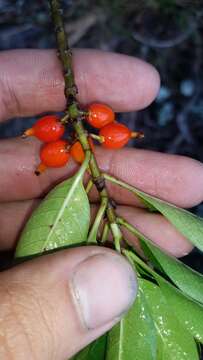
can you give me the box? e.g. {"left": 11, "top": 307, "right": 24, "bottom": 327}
{"left": 0, "top": 49, "right": 160, "bottom": 121}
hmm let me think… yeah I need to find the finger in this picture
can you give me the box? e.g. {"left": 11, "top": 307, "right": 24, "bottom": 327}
{"left": 0, "top": 199, "right": 38, "bottom": 250}
{"left": 116, "top": 206, "right": 193, "bottom": 258}
{"left": 0, "top": 49, "right": 160, "bottom": 121}
{"left": 0, "top": 138, "right": 203, "bottom": 208}
{"left": 0, "top": 247, "right": 137, "bottom": 359}
{"left": 95, "top": 147, "right": 203, "bottom": 208}
{"left": 0, "top": 200, "right": 192, "bottom": 257}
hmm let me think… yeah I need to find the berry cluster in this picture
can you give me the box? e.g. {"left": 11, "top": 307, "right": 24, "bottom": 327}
{"left": 23, "top": 104, "right": 143, "bottom": 175}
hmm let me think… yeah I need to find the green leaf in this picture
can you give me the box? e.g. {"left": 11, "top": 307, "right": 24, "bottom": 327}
{"left": 15, "top": 175, "right": 90, "bottom": 258}
{"left": 141, "top": 279, "right": 199, "bottom": 360}
{"left": 104, "top": 174, "right": 203, "bottom": 251}
{"left": 72, "top": 334, "right": 107, "bottom": 360}
{"left": 106, "top": 280, "right": 158, "bottom": 360}
{"left": 135, "top": 189, "right": 203, "bottom": 252}
{"left": 159, "top": 280, "right": 203, "bottom": 344}
{"left": 140, "top": 239, "right": 163, "bottom": 272}
{"left": 123, "top": 223, "right": 203, "bottom": 305}
{"left": 145, "top": 240, "right": 203, "bottom": 304}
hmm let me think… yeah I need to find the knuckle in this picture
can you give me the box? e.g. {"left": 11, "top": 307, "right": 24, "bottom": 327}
{"left": 0, "top": 76, "right": 21, "bottom": 119}
{"left": 0, "top": 281, "right": 56, "bottom": 360}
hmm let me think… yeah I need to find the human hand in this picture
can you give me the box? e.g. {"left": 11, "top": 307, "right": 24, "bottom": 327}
{"left": 0, "top": 49, "right": 203, "bottom": 359}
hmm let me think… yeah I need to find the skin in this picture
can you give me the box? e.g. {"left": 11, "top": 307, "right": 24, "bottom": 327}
{"left": 0, "top": 49, "right": 202, "bottom": 359}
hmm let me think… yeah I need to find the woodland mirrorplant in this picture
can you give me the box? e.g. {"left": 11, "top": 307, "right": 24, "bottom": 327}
{"left": 15, "top": 1, "right": 203, "bottom": 359}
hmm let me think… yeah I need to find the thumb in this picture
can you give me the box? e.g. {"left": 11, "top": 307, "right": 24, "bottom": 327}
{"left": 0, "top": 246, "right": 137, "bottom": 360}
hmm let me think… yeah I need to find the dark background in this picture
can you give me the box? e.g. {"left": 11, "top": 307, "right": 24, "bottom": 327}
{"left": 0, "top": 2, "right": 202, "bottom": 272}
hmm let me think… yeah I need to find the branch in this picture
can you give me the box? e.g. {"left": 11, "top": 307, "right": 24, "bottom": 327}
{"left": 49, "top": 0, "right": 77, "bottom": 105}
{"left": 49, "top": 0, "right": 123, "bottom": 249}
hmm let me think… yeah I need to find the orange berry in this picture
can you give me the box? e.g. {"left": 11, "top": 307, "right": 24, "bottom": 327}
{"left": 36, "top": 140, "right": 69, "bottom": 175}
{"left": 99, "top": 123, "right": 131, "bottom": 149}
{"left": 70, "top": 138, "right": 94, "bottom": 164}
{"left": 23, "top": 115, "right": 65, "bottom": 142}
{"left": 87, "top": 103, "right": 115, "bottom": 129}
{"left": 70, "top": 141, "right": 85, "bottom": 164}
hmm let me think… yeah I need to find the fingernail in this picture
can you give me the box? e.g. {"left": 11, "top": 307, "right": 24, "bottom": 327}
{"left": 71, "top": 252, "right": 137, "bottom": 329}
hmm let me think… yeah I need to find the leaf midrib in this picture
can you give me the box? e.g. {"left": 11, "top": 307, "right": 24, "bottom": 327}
{"left": 118, "top": 318, "right": 124, "bottom": 360}
{"left": 41, "top": 176, "right": 81, "bottom": 252}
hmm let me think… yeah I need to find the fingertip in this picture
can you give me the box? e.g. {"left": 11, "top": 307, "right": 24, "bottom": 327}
{"left": 124, "top": 58, "right": 160, "bottom": 111}
{"left": 71, "top": 248, "right": 137, "bottom": 329}
{"left": 140, "top": 62, "right": 160, "bottom": 108}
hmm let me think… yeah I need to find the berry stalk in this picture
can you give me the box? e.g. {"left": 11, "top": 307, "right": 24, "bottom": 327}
{"left": 49, "top": 0, "right": 123, "bottom": 248}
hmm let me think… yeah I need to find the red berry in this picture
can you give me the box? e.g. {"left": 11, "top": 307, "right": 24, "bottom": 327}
{"left": 36, "top": 140, "right": 70, "bottom": 174}
{"left": 70, "top": 141, "right": 85, "bottom": 164}
{"left": 87, "top": 103, "right": 115, "bottom": 129}
{"left": 24, "top": 115, "right": 65, "bottom": 142}
{"left": 99, "top": 123, "right": 131, "bottom": 149}
{"left": 70, "top": 138, "right": 94, "bottom": 164}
